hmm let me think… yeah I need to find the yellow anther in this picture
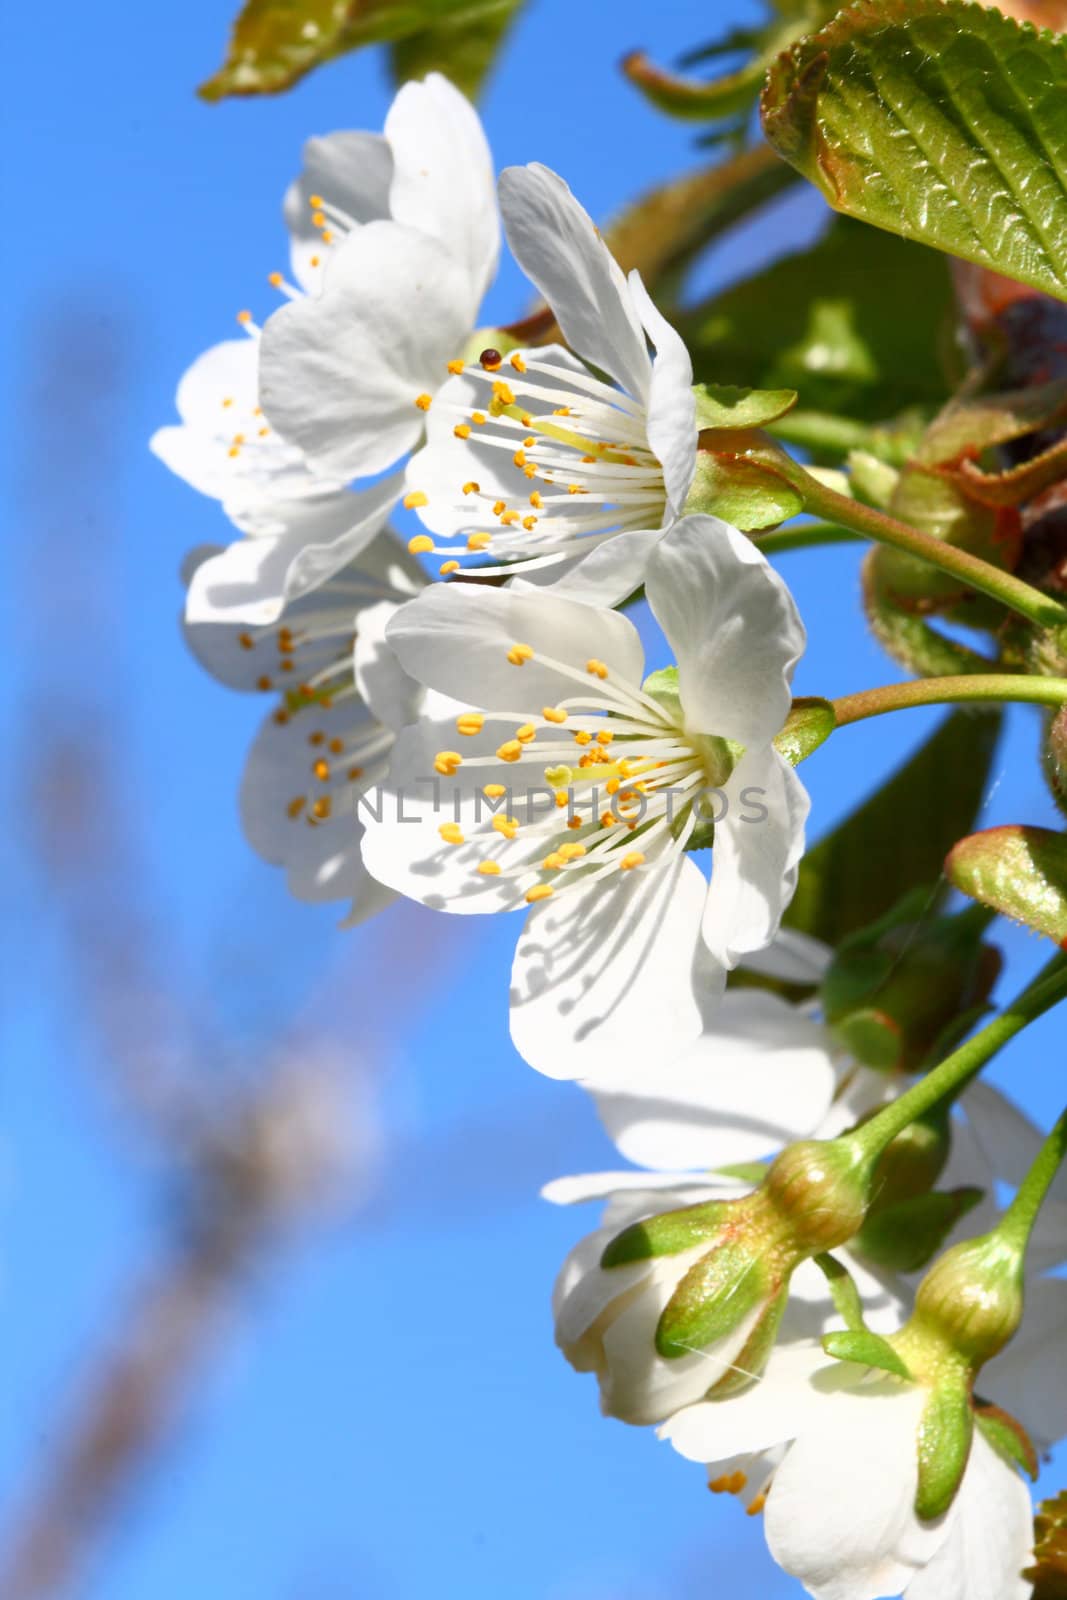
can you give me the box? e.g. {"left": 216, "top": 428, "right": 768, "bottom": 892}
{"left": 617, "top": 759, "right": 635, "bottom": 779}
{"left": 600, "top": 811, "right": 616, "bottom": 828}
{"left": 586, "top": 659, "right": 609, "bottom": 680}
{"left": 439, "top": 560, "right": 460, "bottom": 576}
{"left": 320, "top": 229, "right": 334, "bottom": 244}
{"left": 231, "top": 433, "right": 246, "bottom": 446}
{"left": 462, "top": 481, "right": 480, "bottom": 496}
{"left": 496, "top": 739, "right": 523, "bottom": 763}
{"left": 228, "top": 446, "right": 241, "bottom": 458}
{"left": 568, "top": 484, "right": 583, "bottom": 495}
{"left": 477, "top": 860, "right": 502, "bottom": 876}
{"left": 238, "top": 632, "right": 254, "bottom": 650}
{"left": 493, "top": 815, "right": 520, "bottom": 838}
{"left": 545, "top": 764, "right": 573, "bottom": 786}
{"left": 522, "top": 516, "right": 537, "bottom": 531}
{"left": 454, "top": 423, "right": 472, "bottom": 439}
{"left": 347, "top": 765, "right": 363, "bottom": 781}
{"left": 414, "top": 393, "right": 433, "bottom": 412}
{"left": 467, "top": 531, "right": 491, "bottom": 552}
{"left": 492, "top": 380, "right": 516, "bottom": 406}
{"left": 221, "top": 397, "right": 234, "bottom": 408}
{"left": 509, "top": 353, "right": 527, "bottom": 372}
{"left": 542, "top": 706, "right": 567, "bottom": 724}
{"left": 574, "top": 730, "right": 592, "bottom": 747}
{"left": 500, "top": 511, "right": 519, "bottom": 527}
{"left": 408, "top": 535, "right": 434, "bottom": 554}
{"left": 553, "top": 406, "right": 571, "bottom": 417}
{"left": 529, "top": 491, "right": 544, "bottom": 509}
{"left": 236, "top": 310, "right": 252, "bottom": 325}
{"left": 483, "top": 783, "right": 507, "bottom": 799}
{"left": 523, "top": 464, "right": 537, "bottom": 478}
{"left": 620, "top": 851, "right": 645, "bottom": 870}
{"left": 554, "top": 790, "right": 569, "bottom": 807}
{"left": 523, "top": 436, "right": 535, "bottom": 448}
{"left": 456, "top": 713, "right": 484, "bottom": 736}
{"left": 312, "top": 796, "right": 332, "bottom": 820}
{"left": 566, "top": 816, "right": 583, "bottom": 830}
{"left": 516, "top": 723, "right": 536, "bottom": 744}
{"left": 605, "top": 778, "right": 621, "bottom": 796}
{"left": 746, "top": 1494, "right": 767, "bottom": 1517}
{"left": 472, "top": 411, "right": 487, "bottom": 425}
{"left": 447, "top": 358, "right": 465, "bottom": 375}
{"left": 309, "top": 254, "right": 320, "bottom": 268}
{"left": 525, "top": 884, "right": 554, "bottom": 903}
{"left": 309, "top": 732, "right": 325, "bottom": 746}
{"left": 596, "top": 729, "right": 615, "bottom": 746}
{"left": 506, "top": 643, "right": 534, "bottom": 666}
{"left": 559, "top": 843, "right": 586, "bottom": 861}
{"left": 312, "top": 210, "right": 326, "bottom": 227}
{"left": 438, "top": 822, "right": 465, "bottom": 845}
{"left": 312, "top": 759, "right": 330, "bottom": 781}
{"left": 268, "top": 271, "right": 283, "bottom": 287}
{"left": 287, "top": 797, "right": 305, "bottom": 819}
{"left": 258, "top": 426, "right": 270, "bottom": 437}
{"left": 256, "top": 675, "right": 272, "bottom": 691}
{"left": 513, "top": 451, "right": 526, "bottom": 468}
{"left": 542, "top": 852, "right": 565, "bottom": 871}
{"left": 308, "top": 194, "right": 324, "bottom": 209}
{"left": 434, "top": 751, "right": 463, "bottom": 776}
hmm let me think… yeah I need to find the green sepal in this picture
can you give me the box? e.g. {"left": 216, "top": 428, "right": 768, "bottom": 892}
{"left": 655, "top": 1242, "right": 772, "bottom": 1359}
{"left": 600, "top": 1200, "right": 729, "bottom": 1268}
{"left": 684, "top": 447, "right": 805, "bottom": 531}
{"left": 947, "top": 826, "right": 1067, "bottom": 948}
{"left": 694, "top": 383, "right": 798, "bottom": 432}
{"left": 812, "top": 1252, "right": 868, "bottom": 1333}
{"left": 856, "top": 1187, "right": 984, "bottom": 1274}
{"left": 916, "top": 1379, "right": 974, "bottom": 1522}
{"left": 713, "top": 1161, "right": 771, "bottom": 1185}
{"left": 706, "top": 1284, "right": 790, "bottom": 1398}
{"left": 774, "top": 697, "right": 836, "bottom": 767}
{"left": 641, "top": 666, "right": 681, "bottom": 722}
{"left": 974, "top": 1399, "right": 1039, "bottom": 1482}
{"left": 821, "top": 1330, "right": 912, "bottom": 1381}
{"left": 833, "top": 1007, "right": 903, "bottom": 1071}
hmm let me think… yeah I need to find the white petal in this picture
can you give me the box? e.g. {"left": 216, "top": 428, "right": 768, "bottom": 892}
{"left": 535, "top": 527, "right": 664, "bottom": 608}
{"left": 959, "top": 1078, "right": 1045, "bottom": 1189}
{"left": 383, "top": 577, "right": 646, "bottom": 709}
{"left": 185, "top": 476, "right": 403, "bottom": 627}
{"left": 765, "top": 1380, "right": 947, "bottom": 1600}
{"left": 259, "top": 222, "right": 476, "bottom": 480}
{"left": 585, "top": 989, "right": 835, "bottom": 1171}
{"left": 983, "top": 1275, "right": 1067, "bottom": 1451}
{"left": 542, "top": 1171, "right": 738, "bottom": 1207}
{"left": 646, "top": 514, "right": 806, "bottom": 746}
{"left": 353, "top": 600, "right": 424, "bottom": 732}
{"left": 499, "top": 164, "right": 652, "bottom": 402}
{"left": 284, "top": 130, "right": 394, "bottom": 292}
{"left": 903, "top": 1430, "right": 1032, "bottom": 1600}
{"left": 662, "top": 1340, "right": 828, "bottom": 1463}
{"left": 702, "top": 748, "right": 810, "bottom": 969}
{"left": 385, "top": 73, "right": 498, "bottom": 306}
{"left": 509, "top": 853, "right": 710, "bottom": 1081}
{"left": 627, "top": 269, "right": 696, "bottom": 512}
{"left": 741, "top": 927, "right": 833, "bottom": 985}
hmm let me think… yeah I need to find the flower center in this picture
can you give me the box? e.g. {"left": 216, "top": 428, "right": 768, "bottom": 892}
{"left": 405, "top": 349, "right": 667, "bottom": 578}
{"left": 431, "top": 642, "right": 720, "bottom": 903}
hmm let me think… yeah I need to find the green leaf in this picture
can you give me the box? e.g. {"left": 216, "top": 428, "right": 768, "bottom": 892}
{"left": 681, "top": 217, "right": 954, "bottom": 429}
{"left": 975, "top": 1400, "right": 1039, "bottom": 1481}
{"left": 822, "top": 1329, "right": 912, "bottom": 1379}
{"left": 694, "top": 383, "right": 798, "bottom": 431}
{"left": 856, "top": 1187, "right": 984, "bottom": 1272}
{"left": 916, "top": 1378, "right": 973, "bottom": 1520}
{"left": 774, "top": 696, "right": 836, "bottom": 766}
{"left": 786, "top": 710, "right": 1003, "bottom": 947}
{"left": 812, "top": 1252, "right": 867, "bottom": 1331}
{"left": 200, "top": 0, "right": 523, "bottom": 100}
{"left": 761, "top": 0, "right": 1067, "bottom": 301}
{"left": 947, "top": 825, "right": 1067, "bottom": 946}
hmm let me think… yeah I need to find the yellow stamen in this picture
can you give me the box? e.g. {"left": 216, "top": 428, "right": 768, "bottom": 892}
{"left": 477, "top": 860, "right": 502, "bottom": 876}
{"left": 438, "top": 823, "right": 465, "bottom": 845}
{"left": 439, "top": 560, "right": 460, "bottom": 575}
{"left": 506, "top": 643, "right": 534, "bottom": 666}
{"left": 542, "top": 706, "right": 567, "bottom": 724}
{"left": 414, "top": 393, "right": 433, "bottom": 412}
{"left": 496, "top": 740, "right": 523, "bottom": 763}
{"left": 620, "top": 851, "right": 645, "bottom": 870}
{"left": 404, "top": 490, "right": 429, "bottom": 509}
{"left": 586, "top": 659, "right": 609, "bottom": 680}
{"left": 493, "top": 815, "right": 520, "bottom": 839}
{"left": 434, "top": 751, "right": 462, "bottom": 776}
{"left": 516, "top": 723, "right": 536, "bottom": 744}
{"left": 596, "top": 730, "right": 615, "bottom": 746}
{"left": 509, "top": 353, "right": 527, "bottom": 372}
{"left": 525, "top": 884, "right": 554, "bottom": 903}
{"left": 454, "top": 423, "right": 472, "bottom": 439}
{"left": 483, "top": 783, "right": 507, "bottom": 799}
{"left": 467, "top": 532, "right": 491, "bottom": 552}
{"left": 268, "top": 271, "right": 283, "bottom": 287}
{"left": 529, "top": 491, "right": 544, "bottom": 509}
{"left": 447, "top": 358, "right": 465, "bottom": 374}
{"left": 408, "top": 535, "right": 434, "bottom": 554}
{"left": 462, "top": 481, "right": 480, "bottom": 496}
{"left": 559, "top": 842, "right": 586, "bottom": 861}
{"left": 456, "top": 713, "right": 484, "bottom": 737}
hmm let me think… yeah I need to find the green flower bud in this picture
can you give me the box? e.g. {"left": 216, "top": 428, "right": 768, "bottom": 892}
{"left": 912, "top": 1233, "right": 1025, "bottom": 1367}
{"left": 764, "top": 1138, "right": 871, "bottom": 1252}
{"left": 822, "top": 894, "right": 1000, "bottom": 1072}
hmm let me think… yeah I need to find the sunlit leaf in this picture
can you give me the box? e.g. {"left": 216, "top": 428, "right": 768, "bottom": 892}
{"left": 761, "top": 0, "right": 1067, "bottom": 300}
{"left": 200, "top": 0, "right": 524, "bottom": 101}
{"left": 681, "top": 217, "right": 955, "bottom": 425}
{"left": 786, "top": 710, "right": 1003, "bottom": 946}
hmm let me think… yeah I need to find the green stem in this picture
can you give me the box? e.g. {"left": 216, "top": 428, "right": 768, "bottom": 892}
{"left": 791, "top": 466, "right": 1067, "bottom": 630}
{"left": 831, "top": 674, "right": 1067, "bottom": 727}
{"left": 753, "top": 522, "right": 862, "bottom": 557}
{"left": 847, "top": 955, "right": 1067, "bottom": 1163}
{"left": 998, "top": 1102, "right": 1067, "bottom": 1257}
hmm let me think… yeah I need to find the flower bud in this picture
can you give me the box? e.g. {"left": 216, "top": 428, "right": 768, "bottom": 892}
{"left": 947, "top": 824, "right": 1067, "bottom": 948}
{"left": 911, "top": 1233, "right": 1025, "bottom": 1367}
{"left": 822, "top": 895, "right": 1001, "bottom": 1072}
{"left": 763, "top": 1138, "right": 870, "bottom": 1251}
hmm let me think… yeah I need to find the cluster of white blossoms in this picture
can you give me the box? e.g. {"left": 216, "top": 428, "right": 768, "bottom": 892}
{"left": 155, "top": 73, "right": 1064, "bottom": 1599}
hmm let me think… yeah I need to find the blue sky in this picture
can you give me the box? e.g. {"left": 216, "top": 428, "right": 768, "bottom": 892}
{"left": 3, "top": 1, "right": 1064, "bottom": 1595}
